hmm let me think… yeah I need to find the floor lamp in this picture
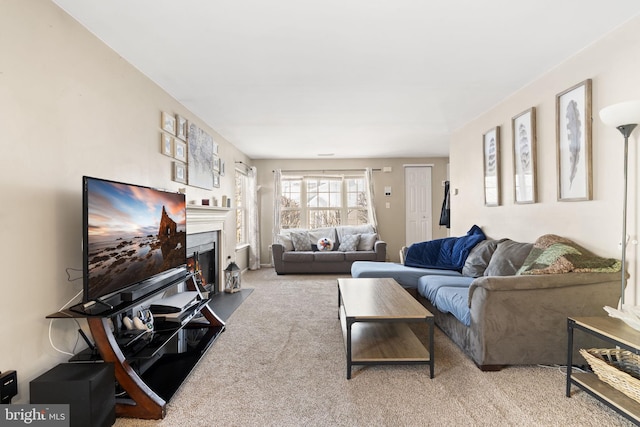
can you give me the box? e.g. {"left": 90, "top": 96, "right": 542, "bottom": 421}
{"left": 599, "top": 100, "right": 640, "bottom": 306}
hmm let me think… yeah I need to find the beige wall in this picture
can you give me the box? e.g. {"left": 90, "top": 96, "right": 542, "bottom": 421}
{"left": 253, "top": 158, "right": 450, "bottom": 264}
{"left": 450, "top": 15, "right": 640, "bottom": 305}
{"left": 0, "top": 0, "right": 249, "bottom": 402}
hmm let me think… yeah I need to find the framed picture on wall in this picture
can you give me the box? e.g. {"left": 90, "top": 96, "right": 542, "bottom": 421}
{"left": 174, "top": 140, "right": 187, "bottom": 162}
{"left": 213, "top": 155, "right": 220, "bottom": 172}
{"left": 512, "top": 107, "right": 537, "bottom": 204}
{"left": 161, "top": 133, "right": 173, "bottom": 157}
{"left": 176, "top": 115, "right": 188, "bottom": 141}
{"left": 556, "top": 79, "right": 592, "bottom": 201}
{"left": 483, "top": 126, "right": 501, "bottom": 207}
{"left": 173, "top": 161, "right": 187, "bottom": 184}
{"left": 187, "top": 123, "right": 214, "bottom": 189}
{"left": 161, "top": 111, "right": 176, "bottom": 135}
{"left": 213, "top": 171, "right": 220, "bottom": 188}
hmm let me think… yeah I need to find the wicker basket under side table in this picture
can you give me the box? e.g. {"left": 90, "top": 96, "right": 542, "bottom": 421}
{"left": 580, "top": 348, "right": 640, "bottom": 404}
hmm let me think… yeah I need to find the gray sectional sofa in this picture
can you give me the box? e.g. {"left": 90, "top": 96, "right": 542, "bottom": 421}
{"left": 272, "top": 225, "right": 386, "bottom": 274}
{"left": 352, "top": 232, "right": 622, "bottom": 370}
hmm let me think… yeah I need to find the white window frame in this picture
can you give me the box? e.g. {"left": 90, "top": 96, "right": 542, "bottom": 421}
{"left": 279, "top": 173, "right": 369, "bottom": 230}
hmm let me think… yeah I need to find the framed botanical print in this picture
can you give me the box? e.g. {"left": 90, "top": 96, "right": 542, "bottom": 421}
{"left": 173, "top": 161, "right": 187, "bottom": 184}
{"left": 213, "top": 172, "right": 220, "bottom": 188}
{"left": 556, "top": 79, "right": 592, "bottom": 201}
{"left": 161, "top": 133, "right": 173, "bottom": 157}
{"left": 483, "top": 126, "right": 500, "bottom": 207}
{"left": 512, "top": 107, "right": 537, "bottom": 204}
{"left": 176, "top": 114, "right": 188, "bottom": 141}
{"left": 174, "top": 140, "right": 187, "bottom": 162}
{"left": 161, "top": 111, "right": 176, "bottom": 135}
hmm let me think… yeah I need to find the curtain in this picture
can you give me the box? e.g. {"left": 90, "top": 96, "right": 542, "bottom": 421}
{"left": 364, "top": 167, "right": 378, "bottom": 230}
{"left": 247, "top": 167, "right": 260, "bottom": 270}
{"left": 272, "top": 169, "right": 282, "bottom": 267}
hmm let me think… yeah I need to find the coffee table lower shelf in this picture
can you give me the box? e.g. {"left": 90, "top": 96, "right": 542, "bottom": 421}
{"left": 339, "top": 306, "right": 433, "bottom": 379}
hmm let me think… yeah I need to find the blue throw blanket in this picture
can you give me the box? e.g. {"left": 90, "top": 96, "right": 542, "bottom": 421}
{"left": 405, "top": 225, "right": 486, "bottom": 271}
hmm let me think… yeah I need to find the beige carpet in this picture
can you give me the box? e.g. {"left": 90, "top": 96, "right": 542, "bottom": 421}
{"left": 115, "top": 269, "right": 633, "bottom": 426}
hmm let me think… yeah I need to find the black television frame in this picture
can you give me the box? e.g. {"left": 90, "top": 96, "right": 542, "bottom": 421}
{"left": 81, "top": 176, "right": 188, "bottom": 312}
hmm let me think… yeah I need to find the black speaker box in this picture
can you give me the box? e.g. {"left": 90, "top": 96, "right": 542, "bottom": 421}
{"left": 30, "top": 363, "right": 115, "bottom": 427}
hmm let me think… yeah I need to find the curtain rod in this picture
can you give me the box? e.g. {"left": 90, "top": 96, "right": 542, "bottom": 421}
{"left": 235, "top": 161, "right": 252, "bottom": 174}
{"left": 273, "top": 168, "right": 381, "bottom": 173}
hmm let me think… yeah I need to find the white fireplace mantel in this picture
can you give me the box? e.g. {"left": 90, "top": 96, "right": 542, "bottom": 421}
{"left": 186, "top": 205, "right": 230, "bottom": 293}
{"left": 186, "top": 205, "right": 230, "bottom": 235}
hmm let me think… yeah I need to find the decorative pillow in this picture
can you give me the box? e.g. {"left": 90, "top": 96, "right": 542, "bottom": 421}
{"left": 357, "top": 233, "right": 377, "bottom": 251}
{"left": 290, "top": 231, "right": 312, "bottom": 251}
{"left": 277, "top": 234, "right": 294, "bottom": 252}
{"left": 317, "top": 238, "right": 334, "bottom": 251}
{"left": 336, "top": 225, "right": 375, "bottom": 245}
{"left": 338, "top": 234, "right": 361, "bottom": 252}
{"left": 462, "top": 239, "right": 501, "bottom": 277}
{"left": 308, "top": 227, "right": 337, "bottom": 243}
{"left": 483, "top": 239, "right": 533, "bottom": 276}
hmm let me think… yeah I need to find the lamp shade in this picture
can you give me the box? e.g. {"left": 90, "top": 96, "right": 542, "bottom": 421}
{"left": 599, "top": 100, "right": 640, "bottom": 127}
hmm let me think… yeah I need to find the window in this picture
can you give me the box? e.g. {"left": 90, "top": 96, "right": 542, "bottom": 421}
{"left": 306, "top": 177, "right": 341, "bottom": 228}
{"left": 279, "top": 173, "right": 370, "bottom": 230}
{"left": 280, "top": 177, "right": 302, "bottom": 229}
{"left": 235, "top": 170, "right": 248, "bottom": 245}
{"left": 345, "top": 177, "right": 369, "bottom": 225}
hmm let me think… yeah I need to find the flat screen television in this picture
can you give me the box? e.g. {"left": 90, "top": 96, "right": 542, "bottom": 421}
{"left": 82, "top": 176, "right": 187, "bottom": 306}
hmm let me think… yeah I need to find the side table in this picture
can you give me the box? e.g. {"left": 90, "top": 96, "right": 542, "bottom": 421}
{"left": 566, "top": 316, "right": 640, "bottom": 425}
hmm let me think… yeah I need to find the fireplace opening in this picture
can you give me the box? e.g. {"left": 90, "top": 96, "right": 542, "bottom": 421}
{"left": 186, "top": 231, "right": 219, "bottom": 295}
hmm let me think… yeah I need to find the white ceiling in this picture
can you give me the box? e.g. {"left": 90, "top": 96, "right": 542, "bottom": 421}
{"left": 52, "top": 0, "right": 640, "bottom": 159}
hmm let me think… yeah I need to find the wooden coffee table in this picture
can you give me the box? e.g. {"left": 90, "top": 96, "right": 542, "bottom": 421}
{"left": 337, "top": 277, "right": 434, "bottom": 379}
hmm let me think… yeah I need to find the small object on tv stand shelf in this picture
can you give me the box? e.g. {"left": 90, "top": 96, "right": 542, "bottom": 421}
{"left": 70, "top": 298, "right": 114, "bottom": 316}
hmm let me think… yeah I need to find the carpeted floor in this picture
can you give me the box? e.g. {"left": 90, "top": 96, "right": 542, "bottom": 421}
{"left": 115, "top": 268, "right": 634, "bottom": 426}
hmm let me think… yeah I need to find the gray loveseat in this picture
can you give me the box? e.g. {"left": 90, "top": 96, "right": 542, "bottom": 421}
{"left": 273, "top": 225, "right": 386, "bottom": 274}
{"left": 352, "top": 233, "right": 622, "bottom": 370}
